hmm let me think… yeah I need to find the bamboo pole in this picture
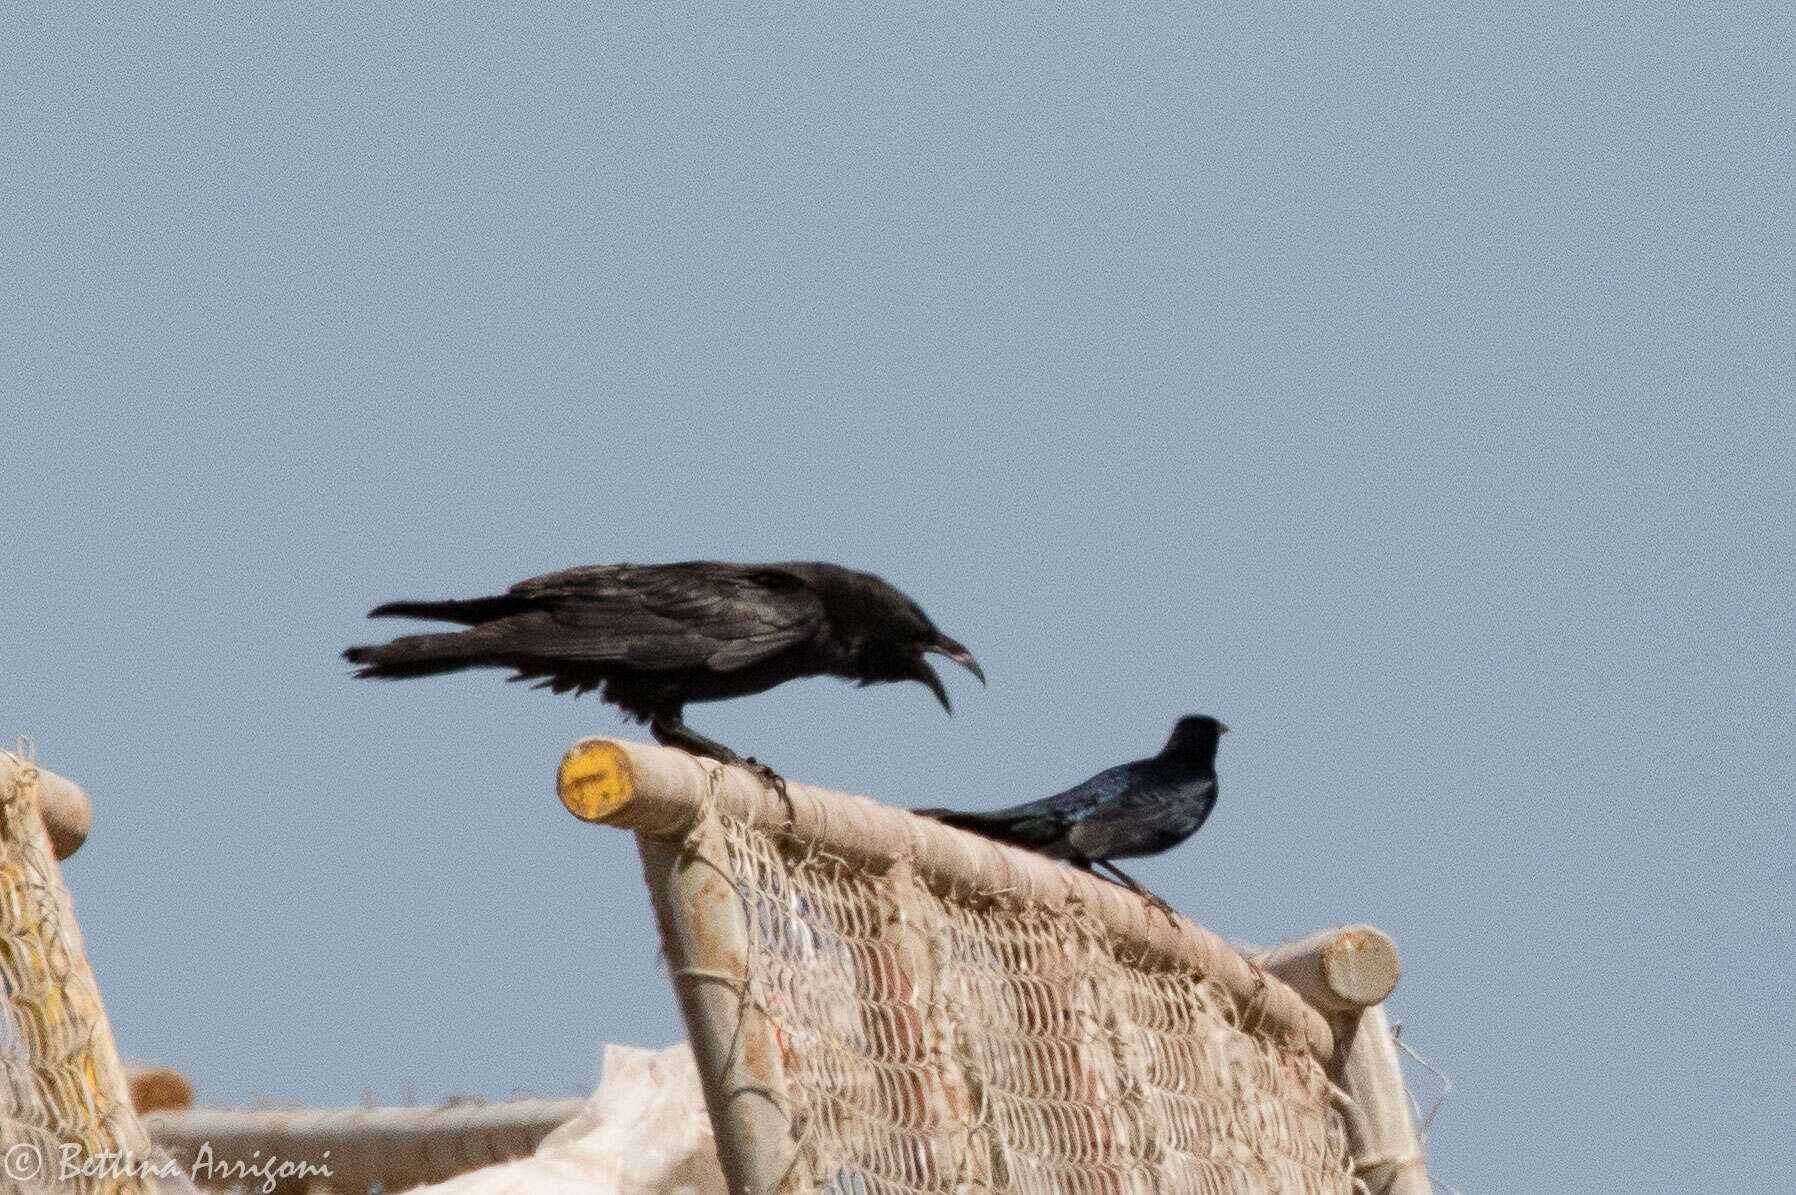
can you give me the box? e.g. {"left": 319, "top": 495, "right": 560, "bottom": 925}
{"left": 1255, "top": 925, "right": 1402, "bottom": 1015}
{"left": 1255, "top": 927, "right": 1429, "bottom": 1195}
{"left": 33, "top": 764, "right": 92, "bottom": 860}
{"left": 1331, "top": 1004, "right": 1432, "bottom": 1195}
{"left": 0, "top": 748, "right": 152, "bottom": 1193}
{"left": 557, "top": 737, "right": 1335, "bottom": 1066}
{"left": 142, "top": 1098, "right": 585, "bottom": 1190}
{"left": 637, "top": 819, "right": 800, "bottom": 1195}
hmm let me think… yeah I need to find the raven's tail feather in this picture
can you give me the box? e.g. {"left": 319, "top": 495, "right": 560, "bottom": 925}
{"left": 342, "top": 630, "right": 499, "bottom": 679}
{"left": 367, "top": 595, "right": 531, "bottom": 625}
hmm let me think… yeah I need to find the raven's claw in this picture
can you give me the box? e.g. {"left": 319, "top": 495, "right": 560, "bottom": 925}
{"left": 743, "top": 757, "right": 788, "bottom": 800}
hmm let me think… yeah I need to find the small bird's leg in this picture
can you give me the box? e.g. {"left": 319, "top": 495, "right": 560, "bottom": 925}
{"left": 648, "top": 714, "right": 785, "bottom": 789}
{"left": 1090, "top": 858, "right": 1179, "bottom": 921}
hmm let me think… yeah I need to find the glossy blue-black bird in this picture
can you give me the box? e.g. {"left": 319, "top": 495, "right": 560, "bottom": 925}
{"left": 917, "top": 715, "right": 1227, "bottom": 901}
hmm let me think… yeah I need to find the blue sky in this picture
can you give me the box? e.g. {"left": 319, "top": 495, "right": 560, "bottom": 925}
{"left": 4, "top": 5, "right": 1791, "bottom": 1190}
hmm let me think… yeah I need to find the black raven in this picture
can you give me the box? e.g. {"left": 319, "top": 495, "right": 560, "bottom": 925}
{"left": 918, "top": 715, "right": 1226, "bottom": 902}
{"left": 343, "top": 561, "right": 984, "bottom": 767}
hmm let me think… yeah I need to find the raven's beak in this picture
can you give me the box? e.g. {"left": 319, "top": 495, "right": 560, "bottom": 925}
{"left": 927, "top": 636, "right": 985, "bottom": 686}
{"left": 918, "top": 660, "right": 954, "bottom": 715}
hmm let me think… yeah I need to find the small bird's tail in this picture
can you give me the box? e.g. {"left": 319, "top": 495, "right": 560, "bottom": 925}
{"left": 913, "top": 807, "right": 999, "bottom": 832}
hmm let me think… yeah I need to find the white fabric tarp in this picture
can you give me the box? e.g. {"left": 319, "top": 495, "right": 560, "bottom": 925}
{"left": 401, "top": 1044, "right": 725, "bottom": 1195}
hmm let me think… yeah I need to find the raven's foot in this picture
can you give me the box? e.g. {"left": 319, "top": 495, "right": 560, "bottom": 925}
{"left": 649, "top": 715, "right": 748, "bottom": 767}
{"left": 647, "top": 716, "right": 786, "bottom": 795}
{"left": 742, "top": 757, "right": 789, "bottom": 799}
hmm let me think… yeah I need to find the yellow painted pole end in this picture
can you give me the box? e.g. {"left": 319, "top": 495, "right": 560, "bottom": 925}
{"left": 557, "top": 739, "right": 636, "bottom": 823}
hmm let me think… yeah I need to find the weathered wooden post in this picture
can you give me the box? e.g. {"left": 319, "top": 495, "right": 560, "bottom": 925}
{"left": 0, "top": 748, "right": 152, "bottom": 1194}
{"left": 34, "top": 763, "right": 93, "bottom": 860}
{"left": 144, "top": 1098, "right": 587, "bottom": 1190}
{"left": 1257, "top": 925, "right": 1431, "bottom": 1195}
{"left": 559, "top": 740, "right": 800, "bottom": 1195}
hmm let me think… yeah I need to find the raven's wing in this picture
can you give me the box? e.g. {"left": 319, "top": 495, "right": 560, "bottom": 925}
{"left": 495, "top": 563, "right": 826, "bottom": 672}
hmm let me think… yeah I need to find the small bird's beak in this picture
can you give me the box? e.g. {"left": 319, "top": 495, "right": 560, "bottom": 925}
{"left": 1218, "top": 722, "right": 1230, "bottom": 734}
{"left": 927, "top": 636, "right": 985, "bottom": 686}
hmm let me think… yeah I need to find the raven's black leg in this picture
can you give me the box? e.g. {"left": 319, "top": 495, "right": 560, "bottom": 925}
{"left": 649, "top": 714, "right": 746, "bottom": 766}
{"left": 1090, "top": 858, "right": 1179, "bottom": 920}
{"left": 648, "top": 714, "right": 784, "bottom": 787}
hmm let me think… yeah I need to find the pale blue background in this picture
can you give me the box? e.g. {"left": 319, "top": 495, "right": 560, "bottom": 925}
{"left": 4, "top": 5, "right": 1792, "bottom": 1190}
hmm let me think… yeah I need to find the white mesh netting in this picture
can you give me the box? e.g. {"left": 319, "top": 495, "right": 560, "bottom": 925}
{"left": 0, "top": 748, "right": 151, "bottom": 1195}
{"left": 705, "top": 813, "right": 1355, "bottom": 1195}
